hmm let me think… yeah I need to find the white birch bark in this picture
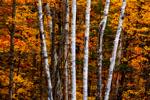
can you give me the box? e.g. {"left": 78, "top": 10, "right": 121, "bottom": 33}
{"left": 104, "top": 0, "right": 126, "bottom": 100}
{"left": 97, "top": 0, "right": 110, "bottom": 99}
{"left": 64, "top": 0, "right": 69, "bottom": 99}
{"left": 45, "top": 4, "right": 60, "bottom": 100}
{"left": 83, "top": 0, "right": 91, "bottom": 99}
{"left": 37, "top": 1, "right": 53, "bottom": 100}
{"left": 45, "top": 3, "right": 52, "bottom": 38}
{"left": 115, "top": 36, "right": 122, "bottom": 99}
{"left": 71, "top": 0, "right": 77, "bottom": 99}
{"left": 45, "top": 3, "right": 57, "bottom": 73}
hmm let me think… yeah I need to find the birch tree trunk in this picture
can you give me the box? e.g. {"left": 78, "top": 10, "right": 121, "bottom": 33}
{"left": 50, "top": 10, "right": 56, "bottom": 86}
{"left": 64, "top": 0, "right": 69, "bottom": 99}
{"left": 83, "top": 0, "right": 91, "bottom": 99}
{"left": 115, "top": 36, "right": 122, "bottom": 99}
{"left": 47, "top": 8, "right": 60, "bottom": 100}
{"left": 9, "top": 0, "right": 16, "bottom": 99}
{"left": 45, "top": 3, "right": 56, "bottom": 79}
{"left": 45, "top": 3, "right": 57, "bottom": 100}
{"left": 37, "top": 1, "right": 53, "bottom": 100}
{"left": 45, "top": 3, "right": 52, "bottom": 38}
{"left": 71, "top": 0, "right": 77, "bottom": 99}
{"left": 97, "top": 0, "right": 110, "bottom": 99}
{"left": 104, "top": 0, "right": 126, "bottom": 100}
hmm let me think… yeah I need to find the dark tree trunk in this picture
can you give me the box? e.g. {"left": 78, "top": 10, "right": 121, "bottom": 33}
{"left": 9, "top": 0, "right": 16, "bottom": 99}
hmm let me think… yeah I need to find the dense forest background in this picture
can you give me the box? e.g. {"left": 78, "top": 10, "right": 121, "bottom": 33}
{"left": 0, "top": 0, "right": 149, "bottom": 100}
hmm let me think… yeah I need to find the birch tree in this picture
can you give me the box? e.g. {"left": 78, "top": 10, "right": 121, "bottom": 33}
{"left": 37, "top": 1, "right": 53, "bottom": 100}
{"left": 115, "top": 36, "right": 122, "bottom": 99}
{"left": 45, "top": 3, "right": 52, "bottom": 38}
{"left": 64, "top": 0, "right": 69, "bottom": 99}
{"left": 97, "top": 0, "right": 110, "bottom": 99}
{"left": 83, "top": 0, "right": 91, "bottom": 99}
{"left": 104, "top": 0, "right": 126, "bottom": 100}
{"left": 9, "top": 0, "right": 16, "bottom": 99}
{"left": 45, "top": 5, "right": 62, "bottom": 99}
{"left": 71, "top": 0, "right": 77, "bottom": 99}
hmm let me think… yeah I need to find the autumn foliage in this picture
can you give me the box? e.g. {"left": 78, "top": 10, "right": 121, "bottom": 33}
{"left": 0, "top": 0, "right": 149, "bottom": 99}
